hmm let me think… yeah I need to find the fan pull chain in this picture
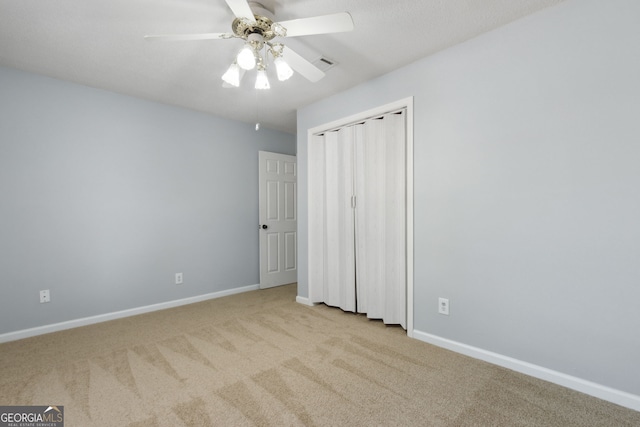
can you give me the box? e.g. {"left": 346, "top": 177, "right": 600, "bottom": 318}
{"left": 255, "top": 81, "right": 260, "bottom": 131}
{"left": 255, "top": 43, "right": 267, "bottom": 131}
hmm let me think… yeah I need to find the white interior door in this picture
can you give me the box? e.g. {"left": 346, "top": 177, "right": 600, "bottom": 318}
{"left": 259, "top": 151, "right": 297, "bottom": 289}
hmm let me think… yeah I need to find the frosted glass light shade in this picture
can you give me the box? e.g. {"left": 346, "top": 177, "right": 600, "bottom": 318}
{"left": 274, "top": 57, "right": 294, "bottom": 81}
{"left": 237, "top": 45, "right": 256, "bottom": 70}
{"left": 255, "top": 69, "right": 270, "bottom": 90}
{"left": 221, "top": 63, "right": 240, "bottom": 87}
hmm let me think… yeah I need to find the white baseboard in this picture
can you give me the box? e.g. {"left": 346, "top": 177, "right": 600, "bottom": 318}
{"left": 0, "top": 284, "right": 259, "bottom": 344}
{"left": 296, "top": 295, "right": 317, "bottom": 306}
{"left": 412, "top": 330, "right": 640, "bottom": 412}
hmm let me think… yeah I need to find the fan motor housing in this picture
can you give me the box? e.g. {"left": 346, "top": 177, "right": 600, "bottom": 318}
{"left": 232, "top": 15, "right": 277, "bottom": 41}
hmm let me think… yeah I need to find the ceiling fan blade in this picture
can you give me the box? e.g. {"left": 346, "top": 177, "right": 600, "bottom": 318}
{"left": 278, "top": 12, "right": 354, "bottom": 37}
{"left": 225, "top": 0, "right": 256, "bottom": 23}
{"left": 282, "top": 46, "right": 325, "bottom": 83}
{"left": 144, "top": 33, "right": 234, "bottom": 41}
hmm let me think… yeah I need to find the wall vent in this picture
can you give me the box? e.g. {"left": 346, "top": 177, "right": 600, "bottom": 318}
{"left": 312, "top": 56, "right": 337, "bottom": 72}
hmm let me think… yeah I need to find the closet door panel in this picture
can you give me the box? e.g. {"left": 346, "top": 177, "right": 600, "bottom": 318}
{"left": 308, "top": 135, "right": 326, "bottom": 303}
{"left": 354, "top": 121, "right": 383, "bottom": 317}
{"left": 355, "top": 112, "right": 406, "bottom": 326}
{"left": 323, "top": 129, "right": 356, "bottom": 312}
{"left": 384, "top": 112, "right": 407, "bottom": 327}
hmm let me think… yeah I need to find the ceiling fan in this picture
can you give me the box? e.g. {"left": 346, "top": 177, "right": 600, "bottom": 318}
{"left": 144, "top": 0, "right": 354, "bottom": 90}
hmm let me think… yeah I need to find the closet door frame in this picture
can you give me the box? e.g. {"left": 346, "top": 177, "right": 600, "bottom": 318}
{"left": 307, "top": 97, "right": 414, "bottom": 337}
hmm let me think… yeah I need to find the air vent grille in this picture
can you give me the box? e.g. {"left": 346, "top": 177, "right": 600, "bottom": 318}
{"left": 312, "top": 56, "right": 337, "bottom": 72}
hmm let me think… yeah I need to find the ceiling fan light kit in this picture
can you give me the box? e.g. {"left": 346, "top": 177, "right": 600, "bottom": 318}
{"left": 237, "top": 42, "right": 258, "bottom": 70}
{"left": 221, "top": 62, "right": 241, "bottom": 87}
{"left": 255, "top": 66, "right": 270, "bottom": 90}
{"left": 145, "top": 0, "right": 354, "bottom": 91}
{"left": 274, "top": 56, "right": 294, "bottom": 81}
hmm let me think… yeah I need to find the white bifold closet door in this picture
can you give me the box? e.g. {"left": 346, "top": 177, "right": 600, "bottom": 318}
{"left": 354, "top": 112, "right": 406, "bottom": 327}
{"left": 309, "top": 111, "right": 406, "bottom": 328}
{"left": 321, "top": 126, "right": 357, "bottom": 312}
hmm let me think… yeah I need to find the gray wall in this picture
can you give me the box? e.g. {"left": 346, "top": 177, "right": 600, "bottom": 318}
{"left": 0, "top": 66, "right": 295, "bottom": 335}
{"left": 297, "top": 0, "right": 640, "bottom": 396}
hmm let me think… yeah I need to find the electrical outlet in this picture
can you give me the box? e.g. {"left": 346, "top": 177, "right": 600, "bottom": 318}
{"left": 175, "top": 273, "right": 183, "bottom": 285}
{"left": 438, "top": 297, "right": 449, "bottom": 315}
{"left": 40, "top": 290, "right": 51, "bottom": 304}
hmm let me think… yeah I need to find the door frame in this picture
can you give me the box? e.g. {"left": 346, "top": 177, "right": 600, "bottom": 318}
{"left": 306, "top": 97, "right": 414, "bottom": 337}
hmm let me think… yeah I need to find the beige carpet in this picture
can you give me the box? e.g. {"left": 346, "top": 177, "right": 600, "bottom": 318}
{"left": 1, "top": 284, "right": 638, "bottom": 426}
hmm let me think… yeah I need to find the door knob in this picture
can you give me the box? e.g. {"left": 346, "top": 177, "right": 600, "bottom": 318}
{"left": 260, "top": 224, "right": 268, "bottom": 229}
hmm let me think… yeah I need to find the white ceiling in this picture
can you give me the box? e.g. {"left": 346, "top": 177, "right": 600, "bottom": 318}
{"left": 0, "top": 0, "right": 564, "bottom": 134}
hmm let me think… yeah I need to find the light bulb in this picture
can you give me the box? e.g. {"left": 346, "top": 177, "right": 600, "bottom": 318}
{"left": 221, "top": 63, "right": 240, "bottom": 87}
{"left": 237, "top": 45, "right": 256, "bottom": 70}
{"left": 274, "top": 57, "right": 294, "bottom": 81}
{"left": 255, "top": 69, "right": 270, "bottom": 90}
